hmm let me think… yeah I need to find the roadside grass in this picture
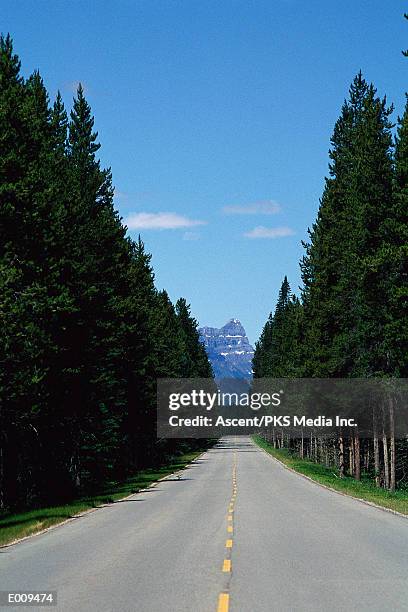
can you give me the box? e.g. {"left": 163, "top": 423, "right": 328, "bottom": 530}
{"left": 253, "top": 435, "right": 408, "bottom": 516}
{"left": 0, "top": 447, "right": 208, "bottom": 547}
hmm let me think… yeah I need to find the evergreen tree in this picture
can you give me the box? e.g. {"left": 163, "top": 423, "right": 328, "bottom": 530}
{"left": 385, "top": 96, "right": 408, "bottom": 377}
{"left": 257, "top": 73, "right": 403, "bottom": 489}
{"left": 253, "top": 313, "right": 274, "bottom": 378}
{"left": 254, "top": 278, "right": 303, "bottom": 378}
{"left": 61, "top": 84, "right": 134, "bottom": 485}
{"left": 301, "top": 73, "right": 394, "bottom": 378}
{"left": 0, "top": 38, "right": 215, "bottom": 508}
{"left": 175, "top": 298, "right": 213, "bottom": 378}
{"left": 0, "top": 38, "right": 74, "bottom": 505}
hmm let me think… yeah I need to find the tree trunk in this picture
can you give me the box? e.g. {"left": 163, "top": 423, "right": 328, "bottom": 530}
{"left": 382, "top": 405, "right": 390, "bottom": 490}
{"left": 389, "top": 395, "right": 396, "bottom": 492}
{"left": 354, "top": 429, "right": 361, "bottom": 481}
{"left": 349, "top": 432, "right": 354, "bottom": 477}
{"left": 373, "top": 407, "right": 380, "bottom": 488}
{"left": 339, "top": 430, "right": 345, "bottom": 478}
{"left": 365, "top": 444, "right": 370, "bottom": 471}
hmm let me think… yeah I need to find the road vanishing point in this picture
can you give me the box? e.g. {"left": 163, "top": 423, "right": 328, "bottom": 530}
{"left": 1, "top": 437, "right": 408, "bottom": 611}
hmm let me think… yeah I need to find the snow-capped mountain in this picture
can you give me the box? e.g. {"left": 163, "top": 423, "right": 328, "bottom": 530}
{"left": 199, "top": 319, "right": 254, "bottom": 380}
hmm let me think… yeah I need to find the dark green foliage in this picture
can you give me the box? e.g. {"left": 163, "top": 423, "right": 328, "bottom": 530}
{"left": 387, "top": 97, "right": 408, "bottom": 376}
{"left": 300, "top": 74, "right": 396, "bottom": 378}
{"left": 175, "top": 298, "right": 213, "bottom": 378}
{"left": 255, "top": 72, "right": 407, "bottom": 489}
{"left": 252, "top": 312, "right": 274, "bottom": 378}
{"left": 253, "top": 277, "right": 303, "bottom": 377}
{"left": 0, "top": 36, "right": 212, "bottom": 511}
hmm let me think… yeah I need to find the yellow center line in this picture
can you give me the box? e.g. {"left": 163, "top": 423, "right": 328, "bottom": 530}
{"left": 217, "top": 447, "right": 237, "bottom": 610}
{"left": 217, "top": 593, "right": 229, "bottom": 612}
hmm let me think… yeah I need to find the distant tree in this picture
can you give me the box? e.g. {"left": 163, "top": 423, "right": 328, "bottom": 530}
{"left": 253, "top": 313, "right": 274, "bottom": 378}
{"left": 175, "top": 298, "right": 213, "bottom": 378}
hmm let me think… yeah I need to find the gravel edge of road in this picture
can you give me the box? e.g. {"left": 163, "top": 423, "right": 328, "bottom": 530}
{"left": 253, "top": 437, "right": 408, "bottom": 521}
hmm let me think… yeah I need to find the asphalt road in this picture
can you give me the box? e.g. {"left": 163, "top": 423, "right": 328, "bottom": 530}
{"left": 1, "top": 437, "right": 408, "bottom": 612}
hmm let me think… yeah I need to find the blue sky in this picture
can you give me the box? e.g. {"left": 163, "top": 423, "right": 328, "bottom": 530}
{"left": 3, "top": 1, "right": 408, "bottom": 343}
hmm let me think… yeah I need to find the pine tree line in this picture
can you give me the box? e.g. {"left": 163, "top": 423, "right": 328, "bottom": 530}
{"left": 0, "top": 35, "right": 212, "bottom": 511}
{"left": 254, "top": 73, "right": 407, "bottom": 491}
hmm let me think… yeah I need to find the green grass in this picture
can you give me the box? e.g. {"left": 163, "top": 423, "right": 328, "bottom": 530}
{"left": 0, "top": 448, "right": 207, "bottom": 547}
{"left": 253, "top": 435, "right": 408, "bottom": 516}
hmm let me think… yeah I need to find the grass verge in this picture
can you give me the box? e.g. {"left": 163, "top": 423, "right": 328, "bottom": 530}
{"left": 253, "top": 435, "right": 408, "bottom": 516}
{"left": 0, "top": 447, "right": 208, "bottom": 547}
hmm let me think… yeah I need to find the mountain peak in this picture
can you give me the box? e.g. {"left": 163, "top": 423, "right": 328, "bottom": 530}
{"left": 198, "top": 319, "right": 254, "bottom": 380}
{"left": 220, "top": 319, "right": 246, "bottom": 337}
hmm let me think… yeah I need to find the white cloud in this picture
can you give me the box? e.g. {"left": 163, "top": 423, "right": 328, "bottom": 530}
{"left": 124, "top": 212, "right": 206, "bottom": 230}
{"left": 222, "top": 200, "right": 281, "bottom": 215}
{"left": 244, "top": 226, "right": 295, "bottom": 239}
